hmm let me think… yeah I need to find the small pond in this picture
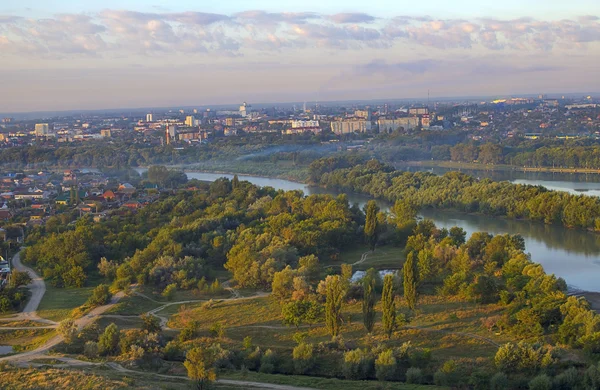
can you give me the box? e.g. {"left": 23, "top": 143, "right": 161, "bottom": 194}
{"left": 350, "top": 269, "right": 397, "bottom": 283}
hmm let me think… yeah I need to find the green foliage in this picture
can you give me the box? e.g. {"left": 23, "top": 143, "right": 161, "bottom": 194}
{"left": 494, "top": 342, "right": 556, "bottom": 374}
{"left": 403, "top": 252, "right": 417, "bottom": 311}
{"left": 161, "top": 283, "right": 177, "bottom": 300}
{"left": 83, "top": 341, "right": 99, "bottom": 359}
{"left": 489, "top": 372, "right": 510, "bottom": 390}
{"left": 184, "top": 346, "right": 217, "bottom": 390}
{"left": 86, "top": 284, "right": 111, "bottom": 307}
{"left": 325, "top": 275, "right": 344, "bottom": 337}
{"left": 292, "top": 343, "right": 315, "bottom": 374}
{"left": 364, "top": 200, "right": 380, "bottom": 251}
{"left": 98, "top": 323, "right": 120, "bottom": 356}
{"left": 343, "top": 348, "right": 373, "bottom": 380}
{"left": 528, "top": 374, "right": 552, "bottom": 390}
{"left": 374, "top": 349, "right": 397, "bottom": 381}
{"left": 381, "top": 274, "right": 396, "bottom": 338}
{"left": 362, "top": 269, "right": 376, "bottom": 333}
{"left": 140, "top": 314, "right": 162, "bottom": 333}
{"left": 57, "top": 319, "right": 78, "bottom": 345}
{"left": 282, "top": 299, "right": 323, "bottom": 328}
{"left": 10, "top": 271, "right": 32, "bottom": 288}
{"left": 259, "top": 349, "right": 277, "bottom": 374}
{"left": 405, "top": 367, "right": 423, "bottom": 384}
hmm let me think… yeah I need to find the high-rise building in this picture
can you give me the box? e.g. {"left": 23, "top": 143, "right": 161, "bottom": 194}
{"left": 35, "top": 123, "right": 49, "bottom": 136}
{"left": 330, "top": 120, "right": 372, "bottom": 135}
{"left": 146, "top": 113, "right": 153, "bottom": 122}
{"left": 354, "top": 110, "right": 371, "bottom": 120}
{"left": 239, "top": 102, "right": 251, "bottom": 117}
{"left": 185, "top": 116, "right": 198, "bottom": 127}
{"left": 377, "top": 117, "right": 419, "bottom": 133}
{"left": 100, "top": 129, "right": 112, "bottom": 138}
{"left": 2, "top": 118, "right": 13, "bottom": 124}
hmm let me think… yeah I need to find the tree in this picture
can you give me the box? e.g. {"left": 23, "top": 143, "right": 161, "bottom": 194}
{"left": 381, "top": 274, "right": 396, "bottom": 338}
{"left": 162, "top": 283, "right": 177, "bottom": 301}
{"left": 403, "top": 252, "right": 418, "bottom": 310}
{"left": 375, "top": 349, "right": 398, "bottom": 381}
{"left": 86, "top": 284, "right": 111, "bottom": 307}
{"left": 364, "top": 200, "right": 380, "bottom": 251}
{"left": 10, "top": 270, "right": 31, "bottom": 288}
{"left": 325, "top": 275, "right": 344, "bottom": 337}
{"left": 58, "top": 318, "right": 78, "bottom": 345}
{"left": 99, "top": 323, "right": 120, "bottom": 355}
{"left": 141, "top": 314, "right": 162, "bottom": 333}
{"left": 98, "top": 257, "right": 117, "bottom": 280}
{"left": 293, "top": 343, "right": 315, "bottom": 374}
{"left": 362, "top": 269, "right": 376, "bottom": 333}
{"left": 184, "top": 346, "right": 217, "bottom": 390}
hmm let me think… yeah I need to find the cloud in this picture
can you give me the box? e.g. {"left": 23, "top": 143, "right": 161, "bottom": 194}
{"left": 328, "top": 13, "right": 375, "bottom": 24}
{"left": 0, "top": 10, "right": 599, "bottom": 58}
{"left": 357, "top": 59, "right": 441, "bottom": 74}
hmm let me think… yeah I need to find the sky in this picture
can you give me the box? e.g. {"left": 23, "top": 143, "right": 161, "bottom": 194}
{"left": 0, "top": 0, "right": 599, "bottom": 113}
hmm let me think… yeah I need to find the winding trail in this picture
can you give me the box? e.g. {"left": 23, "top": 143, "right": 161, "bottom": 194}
{"left": 352, "top": 251, "right": 371, "bottom": 266}
{"left": 1, "top": 250, "right": 56, "bottom": 325}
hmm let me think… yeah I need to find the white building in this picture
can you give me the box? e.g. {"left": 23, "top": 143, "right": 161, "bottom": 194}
{"left": 377, "top": 117, "right": 420, "bottom": 133}
{"left": 35, "top": 123, "right": 49, "bottom": 136}
{"left": 330, "top": 120, "right": 372, "bottom": 135}
{"left": 239, "top": 102, "right": 252, "bottom": 117}
{"left": 185, "top": 116, "right": 198, "bottom": 127}
{"left": 146, "top": 114, "right": 154, "bottom": 122}
{"left": 291, "top": 120, "right": 320, "bottom": 129}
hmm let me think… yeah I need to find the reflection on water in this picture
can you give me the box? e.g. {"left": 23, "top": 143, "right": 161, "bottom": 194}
{"left": 159, "top": 170, "right": 600, "bottom": 292}
{"left": 0, "top": 345, "right": 13, "bottom": 355}
{"left": 351, "top": 270, "right": 396, "bottom": 283}
{"left": 396, "top": 165, "right": 600, "bottom": 197}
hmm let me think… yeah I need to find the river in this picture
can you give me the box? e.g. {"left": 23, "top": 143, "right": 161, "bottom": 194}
{"left": 180, "top": 171, "right": 600, "bottom": 292}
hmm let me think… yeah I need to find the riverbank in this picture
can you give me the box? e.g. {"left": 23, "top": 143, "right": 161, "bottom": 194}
{"left": 402, "top": 160, "right": 600, "bottom": 174}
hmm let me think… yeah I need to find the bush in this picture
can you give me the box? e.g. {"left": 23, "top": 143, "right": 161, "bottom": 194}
{"left": 433, "top": 370, "right": 448, "bottom": 386}
{"left": 259, "top": 349, "right": 277, "bottom": 374}
{"left": 405, "top": 367, "right": 423, "bottom": 384}
{"left": 375, "top": 349, "right": 397, "bottom": 381}
{"left": 469, "top": 369, "right": 492, "bottom": 390}
{"left": 162, "top": 283, "right": 177, "bottom": 300}
{"left": 83, "top": 341, "right": 99, "bottom": 359}
{"left": 292, "top": 343, "right": 314, "bottom": 375}
{"left": 343, "top": 348, "right": 373, "bottom": 380}
{"left": 86, "top": 284, "right": 111, "bottom": 307}
{"left": 528, "top": 374, "right": 552, "bottom": 390}
{"left": 585, "top": 363, "right": 600, "bottom": 389}
{"left": 244, "top": 347, "right": 262, "bottom": 371}
{"left": 209, "top": 322, "right": 226, "bottom": 339}
{"left": 490, "top": 372, "right": 510, "bottom": 390}
{"left": 163, "top": 341, "right": 184, "bottom": 361}
{"left": 58, "top": 318, "right": 78, "bottom": 345}
{"left": 553, "top": 367, "right": 580, "bottom": 390}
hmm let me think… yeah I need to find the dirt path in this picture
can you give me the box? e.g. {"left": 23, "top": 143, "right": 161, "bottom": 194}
{"left": 352, "top": 251, "right": 371, "bottom": 266}
{"left": 5, "top": 250, "right": 56, "bottom": 325}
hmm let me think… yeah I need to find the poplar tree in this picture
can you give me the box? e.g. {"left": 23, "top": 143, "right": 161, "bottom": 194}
{"left": 403, "top": 252, "right": 418, "bottom": 311}
{"left": 362, "top": 270, "right": 376, "bottom": 333}
{"left": 364, "top": 200, "right": 380, "bottom": 251}
{"left": 325, "top": 275, "right": 344, "bottom": 337}
{"left": 381, "top": 274, "right": 396, "bottom": 338}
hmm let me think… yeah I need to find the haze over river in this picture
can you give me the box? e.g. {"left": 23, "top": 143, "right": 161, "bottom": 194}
{"left": 177, "top": 170, "right": 600, "bottom": 292}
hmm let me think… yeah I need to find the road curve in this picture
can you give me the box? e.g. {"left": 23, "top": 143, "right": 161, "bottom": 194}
{"left": 7, "top": 250, "right": 55, "bottom": 324}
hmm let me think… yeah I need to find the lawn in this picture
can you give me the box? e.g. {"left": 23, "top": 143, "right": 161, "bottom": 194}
{"left": 0, "top": 328, "right": 56, "bottom": 353}
{"left": 37, "top": 284, "right": 96, "bottom": 322}
{"left": 222, "top": 371, "right": 446, "bottom": 390}
{"left": 339, "top": 245, "right": 405, "bottom": 271}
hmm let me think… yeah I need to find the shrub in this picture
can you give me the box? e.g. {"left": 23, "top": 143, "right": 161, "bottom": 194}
{"left": 163, "top": 341, "right": 184, "bottom": 361}
{"left": 292, "top": 343, "right": 314, "bottom": 375}
{"left": 86, "top": 284, "right": 111, "bottom": 307}
{"left": 405, "top": 367, "right": 423, "bottom": 384}
{"left": 162, "top": 283, "right": 177, "bottom": 300}
{"left": 343, "top": 348, "right": 373, "bottom": 380}
{"left": 259, "top": 349, "right": 277, "bottom": 374}
{"left": 585, "top": 363, "right": 600, "bottom": 389}
{"left": 209, "top": 322, "right": 226, "bottom": 339}
{"left": 553, "top": 367, "right": 580, "bottom": 390}
{"left": 58, "top": 318, "right": 78, "bottom": 345}
{"left": 490, "top": 372, "right": 510, "bottom": 390}
{"left": 528, "top": 374, "right": 552, "bottom": 390}
{"left": 244, "top": 347, "right": 262, "bottom": 371}
{"left": 83, "top": 341, "right": 99, "bottom": 359}
{"left": 375, "top": 349, "right": 397, "bottom": 381}
{"left": 433, "top": 370, "right": 448, "bottom": 386}
{"left": 98, "top": 323, "right": 120, "bottom": 355}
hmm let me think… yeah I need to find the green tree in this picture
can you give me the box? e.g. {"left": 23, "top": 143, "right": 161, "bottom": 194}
{"left": 364, "top": 200, "right": 380, "bottom": 251}
{"left": 362, "top": 269, "right": 376, "bottom": 333}
{"left": 57, "top": 318, "right": 78, "bottom": 345}
{"left": 381, "top": 274, "right": 396, "bottom": 338}
{"left": 162, "top": 283, "right": 177, "bottom": 300}
{"left": 10, "top": 270, "right": 32, "bottom": 288}
{"left": 325, "top": 275, "right": 344, "bottom": 337}
{"left": 403, "top": 252, "right": 418, "bottom": 310}
{"left": 375, "top": 349, "right": 397, "bottom": 381}
{"left": 141, "top": 314, "right": 162, "bottom": 333}
{"left": 86, "top": 284, "right": 111, "bottom": 307}
{"left": 99, "top": 323, "right": 120, "bottom": 355}
{"left": 292, "top": 343, "right": 315, "bottom": 374}
{"left": 184, "top": 346, "right": 217, "bottom": 390}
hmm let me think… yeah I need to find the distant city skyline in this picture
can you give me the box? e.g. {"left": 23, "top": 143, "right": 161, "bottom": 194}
{"left": 0, "top": 0, "right": 599, "bottom": 112}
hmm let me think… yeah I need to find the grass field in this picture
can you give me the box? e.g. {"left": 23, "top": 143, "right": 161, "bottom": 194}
{"left": 339, "top": 245, "right": 405, "bottom": 271}
{"left": 223, "top": 371, "right": 445, "bottom": 389}
{"left": 0, "top": 328, "right": 56, "bottom": 353}
{"left": 37, "top": 284, "right": 96, "bottom": 322}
